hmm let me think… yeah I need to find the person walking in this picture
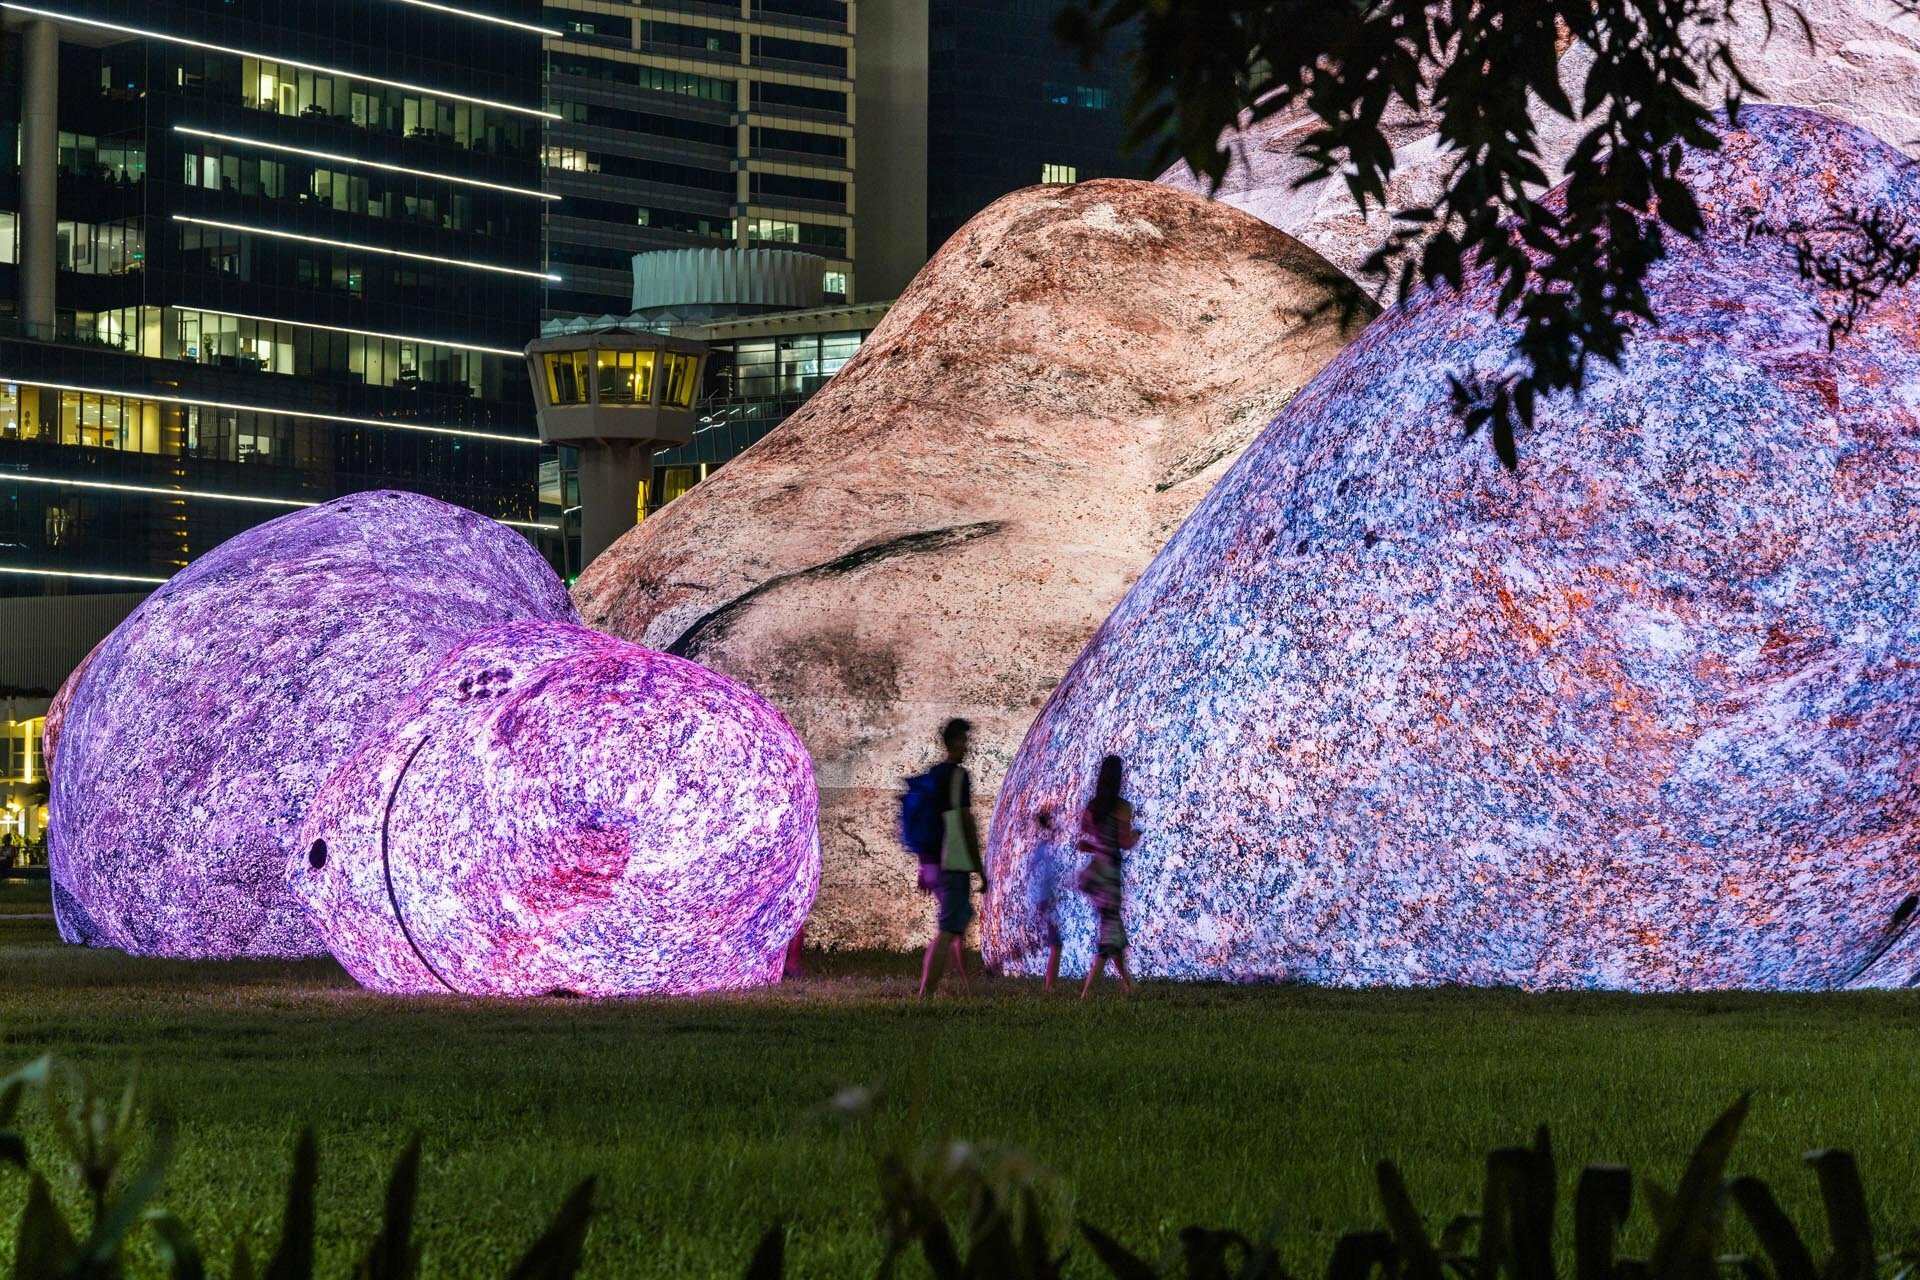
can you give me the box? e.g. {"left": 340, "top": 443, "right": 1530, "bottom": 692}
{"left": 1030, "top": 809, "right": 1065, "bottom": 991}
{"left": 919, "top": 717, "right": 987, "bottom": 998}
{"left": 1078, "top": 754, "right": 1138, "bottom": 998}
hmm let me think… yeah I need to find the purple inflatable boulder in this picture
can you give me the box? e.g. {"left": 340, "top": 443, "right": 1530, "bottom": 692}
{"left": 49, "top": 492, "right": 577, "bottom": 958}
{"left": 289, "top": 621, "right": 819, "bottom": 997}
{"left": 984, "top": 106, "right": 1920, "bottom": 992}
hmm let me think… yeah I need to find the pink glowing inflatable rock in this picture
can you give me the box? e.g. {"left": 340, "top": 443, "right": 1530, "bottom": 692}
{"left": 289, "top": 621, "right": 819, "bottom": 997}
{"left": 49, "top": 492, "right": 577, "bottom": 958}
{"left": 987, "top": 106, "right": 1920, "bottom": 992}
{"left": 574, "top": 179, "right": 1371, "bottom": 950}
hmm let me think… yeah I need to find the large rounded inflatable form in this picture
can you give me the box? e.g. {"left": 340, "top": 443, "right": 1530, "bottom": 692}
{"left": 986, "top": 106, "right": 1920, "bottom": 992}
{"left": 573, "top": 178, "right": 1373, "bottom": 950}
{"left": 289, "top": 621, "right": 819, "bottom": 997}
{"left": 49, "top": 492, "right": 577, "bottom": 957}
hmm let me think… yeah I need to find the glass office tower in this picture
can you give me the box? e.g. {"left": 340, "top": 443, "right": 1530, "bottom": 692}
{"left": 0, "top": 0, "right": 555, "bottom": 595}
{"left": 541, "top": 0, "right": 855, "bottom": 319}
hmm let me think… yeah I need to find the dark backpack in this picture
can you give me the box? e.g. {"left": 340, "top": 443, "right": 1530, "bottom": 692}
{"left": 899, "top": 767, "right": 945, "bottom": 862}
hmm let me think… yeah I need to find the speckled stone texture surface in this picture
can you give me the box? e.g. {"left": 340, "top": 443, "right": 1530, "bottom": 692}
{"left": 49, "top": 492, "right": 577, "bottom": 958}
{"left": 986, "top": 106, "right": 1920, "bottom": 992}
{"left": 573, "top": 179, "right": 1373, "bottom": 950}
{"left": 41, "top": 635, "right": 103, "bottom": 772}
{"left": 289, "top": 621, "right": 819, "bottom": 997}
{"left": 1157, "top": 0, "right": 1920, "bottom": 289}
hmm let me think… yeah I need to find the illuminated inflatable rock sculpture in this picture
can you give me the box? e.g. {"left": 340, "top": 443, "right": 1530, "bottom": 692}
{"left": 1158, "top": 0, "right": 1920, "bottom": 289}
{"left": 573, "top": 178, "right": 1373, "bottom": 950}
{"left": 289, "top": 621, "right": 819, "bottom": 997}
{"left": 986, "top": 106, "right": 1920, "bottom": 992}
{"left": 48, "top": 492, "right": 577, "bottom": 958}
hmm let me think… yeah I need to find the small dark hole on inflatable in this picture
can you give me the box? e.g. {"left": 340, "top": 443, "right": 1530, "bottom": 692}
{"left": 308, "top": 839, "right": 328, "bottom": 870}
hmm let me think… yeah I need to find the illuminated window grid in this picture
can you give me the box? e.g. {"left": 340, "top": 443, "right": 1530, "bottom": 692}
{"left": 174, "top": 128, "right": 559, "bottom": 201}
{"left": 0, "top": 4, "right": 559, "bottom": 119}
{"left": 0, "top": 376, "right": 541, "bottom": 445}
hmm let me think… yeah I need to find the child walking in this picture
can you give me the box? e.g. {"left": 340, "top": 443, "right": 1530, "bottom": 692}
{"left": 1078, "top": 754, "right": 1138, "bottom": 998}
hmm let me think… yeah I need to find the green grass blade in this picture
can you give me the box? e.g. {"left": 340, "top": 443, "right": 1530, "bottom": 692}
{"left": 147, "top": 1210, "right": 209, "bottom": 1280}
{"left": 506, "top": 1175, "right": 596, "bottom": 1280}
{"left": 1080, "top": 1222, "right": 1157, "bottom": 1280}
{"left": 1649, "top": 1096, "right": 1748, "bottom": 1279}
{"left": 14, "top": 1172, "right": 78, "bottom": 1280}
{"left": 1728, "top": 1176, "right": 1816, "bottom": 1280}
{"left": 743, "top": 1223, "right": 785, "bottom": 1280}
{"left": 1575, "top": 1166, "right": 1632, "bottom": 1280}
{"left": 1377, "top": 1161, "right": 1445, "bottom": 1280}
{"left": 1512, "top": 1132, "right": 1556, "bottom": 1280}
{"left": 262, "top": 1128, "right": 318, "bottom": 1280}
{"left": 362, "top": 1136, "right": 422, "bottom": 1280}
{"left": 1326, "top": 1229, "right": 1395, "bottom": 1280}
{"left": 77, "top": 1117, "right": 175, "bottom": 1268}
{"left": 1805, "top": 1151, "right": 1874, "bottom": 1280}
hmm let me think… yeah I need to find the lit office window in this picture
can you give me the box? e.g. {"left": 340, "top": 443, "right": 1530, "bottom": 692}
{"left": 1041, "top": 163, "right": 1078, "bottom": 184}
{"left": 822, "top": 270, "right": 847, "bottom": 299}
{"left": 660, "top": 353, "right": 700, "bottom": 408}
{"left": 543, "top": 146, "right": 596, "bottom": 172}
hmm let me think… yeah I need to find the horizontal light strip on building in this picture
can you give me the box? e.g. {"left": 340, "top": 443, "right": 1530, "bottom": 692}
{"left": 172, "top": 216, "right": 561, "bottom": 282}
{"left": 173, "top": 306, "right": 525, "bottom": 358}
{"left": 0, "top": 565, "right": 169, "bottom": 585}
{"left": 0, "top": 474, "right": 558, "bottom": 530}
{"left": 389, "top": 0, "right": 563, "bottom": 36}
{"left": 0, "top": 5, "right": 560, "bottom": 119}
{"left": 0, "top": 376, "right": 540, "bottom": 445}
{"left": 175, "top": 128, "right": 558, "bottom": 201}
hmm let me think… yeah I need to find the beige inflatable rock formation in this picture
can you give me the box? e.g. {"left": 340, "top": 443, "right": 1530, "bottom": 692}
{"left": 1157, "top": 0, "right": 1920, "bottom": 288}
{"left": 573, "top": 178, "right": 1374, "bottom": 949}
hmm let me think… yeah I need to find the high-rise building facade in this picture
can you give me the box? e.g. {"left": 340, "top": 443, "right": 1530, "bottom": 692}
{"left": 541, "top": 0, "right": 855, "bottom": 319}
{"left": 857, "top": 0, "right": 1141, "bottom": 300}
{"left": 0, "top": 0, "right": 555, "bottom": 598}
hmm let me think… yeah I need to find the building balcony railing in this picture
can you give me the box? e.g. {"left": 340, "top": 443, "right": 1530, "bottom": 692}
{"left": 747, "top": 55, "right": 849, "bottom": 79}
{"left": 744, "top": 193, "right": 847, "bottom": 217}
{"left": 636, "top": 39, "right": 744, "bottom": 67}
{"left": 746, "top": 147, "right": 849, "bottom": 171}
{"left": 749, "top": 6, "right": 849, "bottom": 34}
{"left": 745, "top": 102, "right": 847, "bottom": 126}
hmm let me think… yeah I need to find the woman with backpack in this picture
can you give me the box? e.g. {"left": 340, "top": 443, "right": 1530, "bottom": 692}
{"left": 1078, "top": 754, "right": 1139, "bottom": 998}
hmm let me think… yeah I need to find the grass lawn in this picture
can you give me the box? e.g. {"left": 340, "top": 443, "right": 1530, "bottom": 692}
{"left": 5, "top": 888, "right": 1920, "bottom": 1277}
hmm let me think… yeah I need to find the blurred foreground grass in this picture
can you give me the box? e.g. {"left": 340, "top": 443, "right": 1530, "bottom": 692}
{"left": 4, "top": 901, "right": 1920, "bottom": 1277}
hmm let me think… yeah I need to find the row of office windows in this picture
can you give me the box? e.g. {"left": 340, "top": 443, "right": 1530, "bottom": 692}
{"left": 170, "top": 53, "right": 538, "bottom": 160}
{"left": 54, "top": 306, "right": 508, "bottom": 398}
{"left": 711, "top": 330, "right": 862, "bottom": 401}
{"left": 549, "top": 55, "right": 735, "bottom": 104}
{"left": 543, "top": 148, "right": 735, "bottom": 193}
{"left": 749, "top": 171, "right": 844, "bottom": 207}
{"left": 0, "top": 214, "right": 147, "bottom": 275}
{"left": 560, "top": 198, "right": 735, "bottom": 242}
{"left": 545, "top": 55, "right": 847, "bottom": 116}
{"left": 0, "top": 383, "right": 524, "bottom": 474}
{"left": 179, "top": 148, "right": 518, "bottom": 237}
{"left": 55, "top": 131, "right": 148, "bottom": 183}
{"left": 553, "top": 100, "right": 734, "bottom": 150}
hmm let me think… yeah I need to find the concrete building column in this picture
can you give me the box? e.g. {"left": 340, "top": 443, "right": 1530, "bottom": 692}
{"left": 576, "top": 441, "right": 652, "bottom": 566}
{"left": 19, "top": 19, "right": 61, "bottom": 336}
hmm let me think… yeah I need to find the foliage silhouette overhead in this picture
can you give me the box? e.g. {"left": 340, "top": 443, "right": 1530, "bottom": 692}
{"left": 1056, "top": 0, "right": 1807, "bottom": 467}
